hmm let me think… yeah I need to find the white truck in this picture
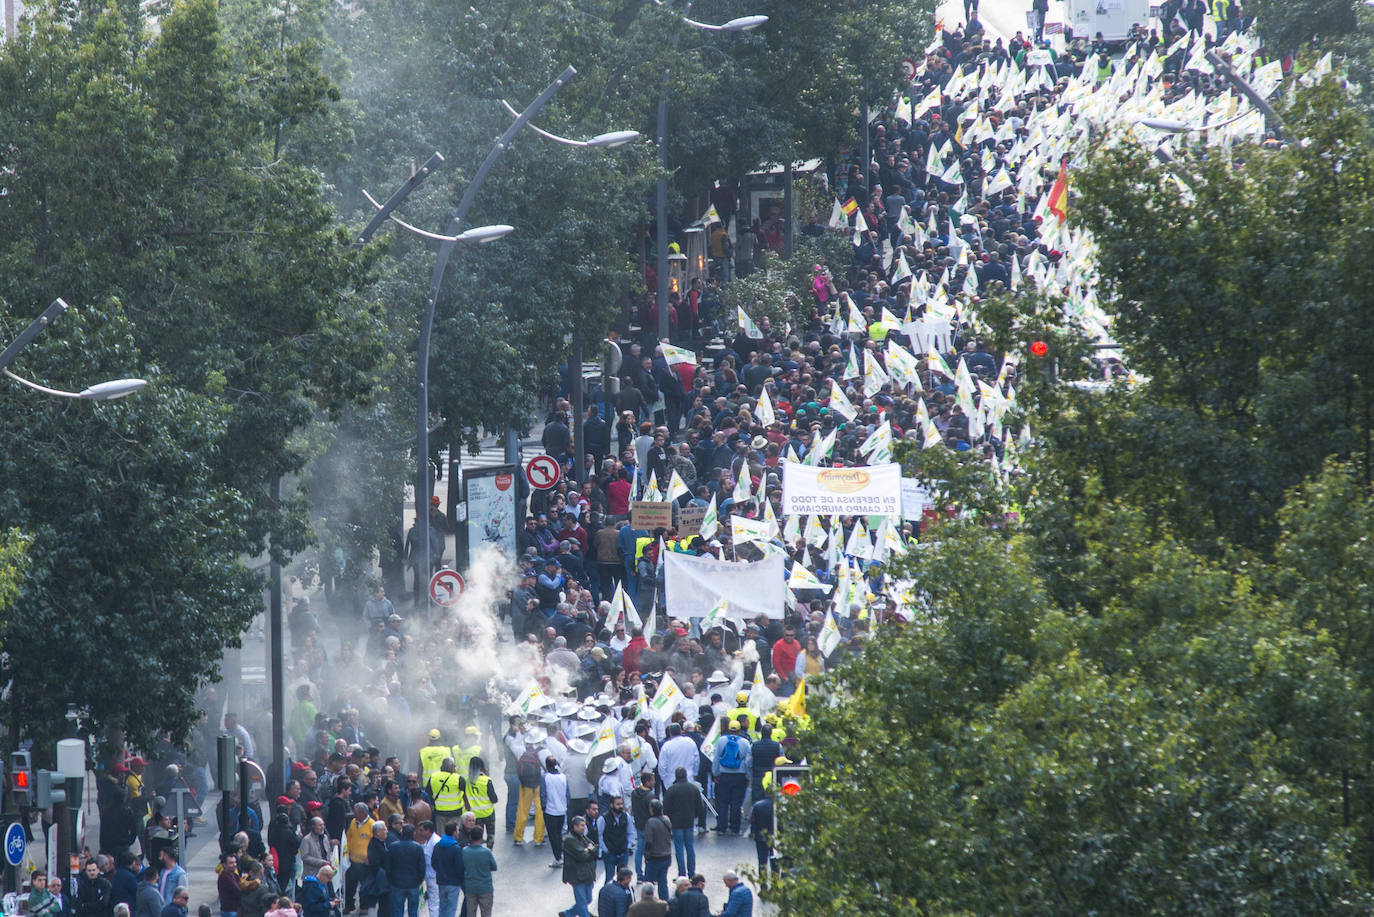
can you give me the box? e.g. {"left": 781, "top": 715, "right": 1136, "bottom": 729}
{"left": 1046, "top": 0, "right": 1156, "bottom": 44}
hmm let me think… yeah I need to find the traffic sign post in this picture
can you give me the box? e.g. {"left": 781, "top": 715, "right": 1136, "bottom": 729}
{"left": 4, "top": 821, "right": 24, "bottom": 867}
{"left": 428, "top": 569, "right": 466, "bottom": 607}
{"left": 525, "top": 454, "right": 561, "bottom": 491}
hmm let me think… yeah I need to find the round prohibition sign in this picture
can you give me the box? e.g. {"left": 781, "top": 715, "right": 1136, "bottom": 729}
{"left": 526, "top": 454, "right": 562, "bottom": 490}
{"left": 429, "top": 569, "right": 466, "bottom": 607}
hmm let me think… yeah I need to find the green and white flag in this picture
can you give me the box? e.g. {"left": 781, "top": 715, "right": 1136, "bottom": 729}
{"left": 845, "top": 519, "right": 872, "bottom": 559}
{"left": 827, "top": 379, "right": 858, "bottom": 421}
{"left": 667, "top": 468, "right": 690, "bottom": 503}
{"left": 804, "top": 513, "right": 828, "bottom": 548}
{"left": 787, "top": 561, "right": 833, "bottom": 593}
{"left": 731, "top": 467, "right": 753, "bottom": 506}
{"left": 589, "top": 720, "right": 618, "bottom": 756}
{"left": 737, "top": 306, "right": 762, "bottom": 339}
{"left": 661, "top": 343, "right": 698, "bottom": 366}
{"left": 731, "top": 515, "right": 771, "bottom": 545}
{"left": 762, "top": 499, "right": 780, "bottom": 540}
{"left": 755, "top": 389, "right": 776, "bottom": 426}
{"left": 649, "top": 675, "right": 683, "bottom": 716}
{"left": 699, "top": 494, "right": 719, "bottom": 540}
{"left": 643, "top": 471, "right": 663, "bottom": 502}
{"left": 783, "top": 512, "right": 802, "bottom": 545}
{"left": 818, "top": 609, "right": 843, "bottom": 658}
{"left": 701, "top": 595, "right": 730, "bottom": 632}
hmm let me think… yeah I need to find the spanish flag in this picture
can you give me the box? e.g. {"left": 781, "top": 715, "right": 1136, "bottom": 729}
{"left": 1047, "top": 162, "right": 1069, "bottom": 224}
{"left": 840, "top": 197, "right": 859, "bottom": 216}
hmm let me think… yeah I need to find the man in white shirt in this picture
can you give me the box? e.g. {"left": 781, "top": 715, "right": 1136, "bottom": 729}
{"left": 415, "top": 821, "right": 439, "bottom": 917}
{"left": 657, "top": 724, "right": 701, "bottom": 789}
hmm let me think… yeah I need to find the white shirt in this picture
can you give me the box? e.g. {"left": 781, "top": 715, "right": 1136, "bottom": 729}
{"left": 598, "top": 756, "right": 634, "bottom": 799}
{"left": 422, "top": 833, "right": 438, "bottom": 883}
{"left": 542, "top": 772, "right": 569, "bottom": 816}
{"left": 657, "top": 735, "right": 702, "bottom": 787}
{"left": 565, "top": 753, "right": 593, "bottom": 798}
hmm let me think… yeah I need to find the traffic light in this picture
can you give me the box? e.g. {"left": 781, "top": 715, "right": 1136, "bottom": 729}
{"left": 34, "top": 770, "right": 66, "bottom": 808}
{"left": 772, "top": 764, "right": 809, "bottom": 799}
{"left": 9, "top": 751, "right": 32, "bottom": 809}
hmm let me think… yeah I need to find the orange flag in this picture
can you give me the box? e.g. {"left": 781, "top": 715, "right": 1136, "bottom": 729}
{"left": 1047, "top": 162, "right": 1069, "bottom": 224}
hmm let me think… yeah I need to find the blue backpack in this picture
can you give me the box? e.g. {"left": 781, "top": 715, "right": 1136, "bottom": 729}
{"left": 719, "top": 734, "right": 743, "bottom": 769}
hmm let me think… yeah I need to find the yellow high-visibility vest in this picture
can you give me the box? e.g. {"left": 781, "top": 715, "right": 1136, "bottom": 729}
{"left": 418, "top": 744, "right": 449, "bottom": 782}
{"left": 428, "top": 771, "right": 466, "bottom": 813}
{"left": 467, "top": 775, "right": 496, "bottom": 818}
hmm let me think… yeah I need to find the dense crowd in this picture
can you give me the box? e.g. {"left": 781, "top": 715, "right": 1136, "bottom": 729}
{"left": 33, "top": 5, "right": 1279, "bottom": 917}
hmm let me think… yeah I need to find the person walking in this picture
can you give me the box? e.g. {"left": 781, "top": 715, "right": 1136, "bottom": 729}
{"left": 595, "top": 796, "right": 635, "bottom": 886}
{"left": 216, "top": 855, "right": 242, "bottom": 917}
{"left": 459, "top": 828, "right": 497, "bottom": 917}
{"left": 710, "top": 723, "right": 751, "bottom": 836}
{"left": 662, "top": 767, "right": 705, "bottom": 878}
{"left": 641, "top": 800, "right": 674, "bottom": 901}
{"left": 557, "top": 816, "right": 598, "bottom": 917}
{"left": 542, "top": 757, "right": 570, "bottom": 867}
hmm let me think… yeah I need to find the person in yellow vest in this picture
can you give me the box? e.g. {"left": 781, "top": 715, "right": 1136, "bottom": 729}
{"left": 418, "top": 729, "right": 449, "bottom": 783}
{"left": 426, "top": 758, "right": 467, "bottom": 825}
{"left": 724, "top": 692, "right": 759, "bottom": 738}
{"left": 759, "top": 754, "right": 792, "bottom": 794}
{"left": 465, "top": 757, "right": 498, "bottom": 848}
{"left": 342, "top": 801, "right": 375, "bottom": 914}
{"left": 451, "top": 727, "right": 483, "bottom": 777}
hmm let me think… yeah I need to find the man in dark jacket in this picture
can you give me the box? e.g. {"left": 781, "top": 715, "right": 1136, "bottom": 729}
{"left": 74, "top": 860, "right": 112, "bottom": 917}
{"left": 385, "top": 825, "right": 426, "bottom": 917}
{"left": 641, "top": 800, "right": 674, "bottom": 901}
{"left": 557, "top": 816, "right": 598, "bottom": 917}
{"left": 110, "top": 853, "right": 140, "bottom": 913}
{"left": 662, "top": 768, "right": 705, "bottom": 877}
{"left": 298, "top": 866, "right": 336, "bottom": 917}
{"left": 748, "top": 725, "right": 781, "bottom": 804}
{"left": 596, "top": 867, "right": 634, "bottom": 917}
{"left": 669, "top": 875, "right": 710, "bottom": 917}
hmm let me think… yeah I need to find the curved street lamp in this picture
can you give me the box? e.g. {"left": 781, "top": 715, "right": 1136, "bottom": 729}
{"left": 1138, "top": 110, "right": 1255, "bottom": 133}
{"left": 0, "top": 298, "right": 148, "bottom": 401}
{"left": 498, "top": 102, "right": 641, "bottom": 149}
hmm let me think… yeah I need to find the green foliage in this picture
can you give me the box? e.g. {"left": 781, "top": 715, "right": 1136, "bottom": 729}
{"left": 0, "top": 0, "right": 383, "bottom": 748}
{"left": 1035, "top": 82, "right": 1374, "bottom": 553}
{"left": 767, "top": 77, "right": 1374, "bottom": 917}
{"left": 1247, "top": 0, "right": 1357, "bottom": 55}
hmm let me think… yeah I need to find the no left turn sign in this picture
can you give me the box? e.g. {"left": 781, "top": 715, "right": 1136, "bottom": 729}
{"left": 526, "top": 454, "right": 561, "bottom": 490}
{"left": 429, "top": 569, "right": 465, "bottom": 607}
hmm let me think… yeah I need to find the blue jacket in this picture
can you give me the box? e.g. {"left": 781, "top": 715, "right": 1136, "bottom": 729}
{"left": 385, "top": 839, "right": 426, "bottom": 890}
{"left": 720, "top": 883, "right": 753, "bottom": 917}
{"left": 299, "top": 877, "right": 331, "bottom": 917}
{"left": 111, "top": 868, "right": 139, "bottom": 910}
{"left": 596, "top": 882, "right": 632, "bottom": 917}
{"left": 431, "top": 836, "right": 465, "bottom": 887}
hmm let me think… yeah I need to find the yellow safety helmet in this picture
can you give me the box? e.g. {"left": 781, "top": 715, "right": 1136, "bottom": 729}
{"left": 736, "top": 691, "right": 750, "bottom": 705}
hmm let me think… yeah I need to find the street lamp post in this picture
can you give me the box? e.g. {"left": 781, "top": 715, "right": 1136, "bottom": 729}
{"left": 407, "top": 66, "right": 580, "bottom": 597}
{"left": 491, "top": 105, "right": 638, "bottom": 488}
{"left": 654, "top": 3, "right": 768, "bottom": 342}
{"left": 1204, "top": 50, "right": 1286, "bottom": 141}
{"left": 0, "top": 298, "right": 148, "bottom": 399}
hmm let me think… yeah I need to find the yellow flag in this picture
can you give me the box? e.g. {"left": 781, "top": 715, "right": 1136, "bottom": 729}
{"left": 784, "top": 677, "right": 806, "bottom": 718}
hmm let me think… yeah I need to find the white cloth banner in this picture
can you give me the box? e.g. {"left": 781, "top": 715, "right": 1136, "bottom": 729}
{"left": 901, "top": 477, "right": 933, "bottom": 520}
{"left": 782, "top": 462, "right": 903, "bottom": 516}
{"left": 902, "top": 318, "right": 953, "bottom": 354}
{"left": 665, "top": 552, "right": 786, "bottom": 620}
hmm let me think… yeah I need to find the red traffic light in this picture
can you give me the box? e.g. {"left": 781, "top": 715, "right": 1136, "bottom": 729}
{"left": 13, "top": 771, "right": 28, "bottom": 788}
{"left": 1029, "top": 340, "right": 1049, "bottom": 357}
{"left": 781, "top": 779, "right": 802, "bottom": 797}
